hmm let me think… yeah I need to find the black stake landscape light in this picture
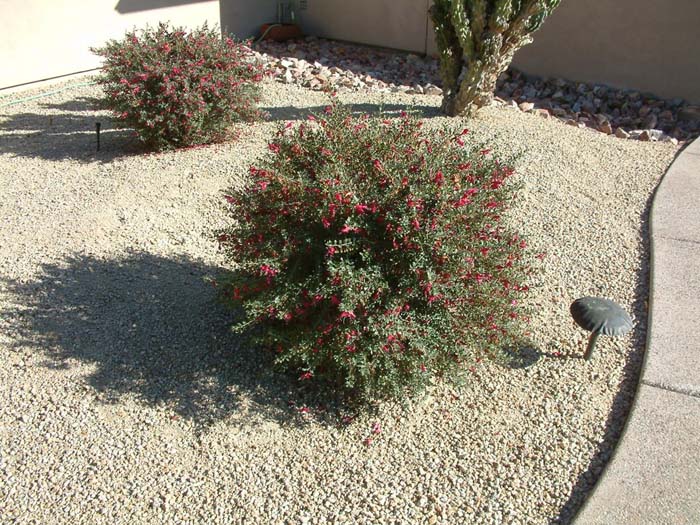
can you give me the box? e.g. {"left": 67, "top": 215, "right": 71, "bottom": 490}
{"left": 570, "top": 297, "right": 633, "bottom": 360}
{"left": 96, "top": 121, "right": 101, "bottom": 151}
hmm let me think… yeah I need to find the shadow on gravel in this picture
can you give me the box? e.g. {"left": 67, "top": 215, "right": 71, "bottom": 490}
{"left": 493, "top": 345, "right": 542, "bottom": 369}
{"left": 0, "top": 96, "right": 146, "bottom": 163}
{"left": 262, "top": 102, "right": 442, "bottom": 123}
{"left": 552, "top": 188, "right": 658, "bottom": 524}
{"left": 2, "top": 251, "right": 329, "bottom": 429}
{"left": 40, "top": 96, "right": 104, "bottom": 113}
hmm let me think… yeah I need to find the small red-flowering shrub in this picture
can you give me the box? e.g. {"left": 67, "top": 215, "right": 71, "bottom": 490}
{"left": 91, "top": 22, "right": 267, "bottom": 151}
{"left": 216, "top": 102, "right": 535, "bottom": 401}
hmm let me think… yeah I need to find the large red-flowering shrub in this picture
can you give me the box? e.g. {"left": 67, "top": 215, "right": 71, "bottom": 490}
{"left": 92, "top": 23, "right": 266, "bottom": 151}
{"left": 217, "top": 103, "right": 535, "bottom": 401}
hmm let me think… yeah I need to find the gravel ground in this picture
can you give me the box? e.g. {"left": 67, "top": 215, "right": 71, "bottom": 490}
{"left": 254, "top": 36, "right": 700, "bottom": 144}
{"left": 0, "top": 78, "right": 678, "bottom": 524}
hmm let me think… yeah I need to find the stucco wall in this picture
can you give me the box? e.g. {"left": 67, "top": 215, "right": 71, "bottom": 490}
{"left": 509, "top": 0, "right": 700, "bottom": 103}
{"left": 0, "top": 0, "right": 220, "bottom": 90}
{"left": 6, "top": 0, "right": 699, "bottom": 103}
{"left": 301, "top": 0, "right": 431, "bottom": 54}
{"left": 218, "top": 0, "right": 278, "bottom": 40}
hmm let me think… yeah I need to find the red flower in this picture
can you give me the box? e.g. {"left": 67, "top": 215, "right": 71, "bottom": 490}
{"left": 340, "top": 225, "right": 362, "bottom": 234}
{"left": 354, "top": 204, "right": 370, "bottom": 214}
{"left": 339, "top": 311, "right": 356, "bottom": 320}
{"left": 454, "top": 188, "right": 479, "bottom": 207}
{"left": 299, "top": 371, "right": 313, "bottom": 381}
{"left": 427, "top": 294, "right": 441, "bottom": 304}
{"left": 260, "top": 264, "right": 278, "bottom": 277}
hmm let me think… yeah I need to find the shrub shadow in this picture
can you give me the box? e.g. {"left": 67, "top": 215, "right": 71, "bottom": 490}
{"left": 262, "top": 102, "right": 442, "bottom": 123}
{"left": 39, "top": 95, "right": 105, "bottom": 113}
{"left": 493, "top": 345, "right": 542, "bottom": 369}
{"left": 0, "top": 96, "right": 147, "bottom": 163}
{"left": 2, "top": 251, "right": 325, "bottom": 429}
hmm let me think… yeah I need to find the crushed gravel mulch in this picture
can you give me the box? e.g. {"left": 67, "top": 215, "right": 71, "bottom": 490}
{"left": 0, "top": 78, "right": 678, "bottom": 524}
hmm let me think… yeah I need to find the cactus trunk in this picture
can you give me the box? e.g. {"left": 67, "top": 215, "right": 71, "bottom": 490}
{"left": 431, "top": 0, "right": 561, "bottom": 117}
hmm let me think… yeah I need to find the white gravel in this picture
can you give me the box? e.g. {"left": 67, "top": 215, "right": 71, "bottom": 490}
{"left": 0, "top": 78, "right": 677, "bottom": 524}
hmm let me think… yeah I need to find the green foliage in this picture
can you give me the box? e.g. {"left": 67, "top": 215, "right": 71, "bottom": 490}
{"left": 216, "top": 102, "right": 536, "bottom": 402}
{"left": 91, "top": 22, "right": 267, "bottom": 151}
{"left": 431, "top": 0, "right": 561, "bottom": 116}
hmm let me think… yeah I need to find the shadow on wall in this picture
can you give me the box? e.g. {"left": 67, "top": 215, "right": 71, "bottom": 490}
{"left": 115, "top": 0, "right": 216, "bottom": 14}
{"left": 1, "top": 251, "right": 312, "bottom": 429}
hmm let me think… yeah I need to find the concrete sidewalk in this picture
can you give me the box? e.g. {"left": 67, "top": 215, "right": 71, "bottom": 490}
{"left": 575, "top": 138, "right": 700, "bottom": 523}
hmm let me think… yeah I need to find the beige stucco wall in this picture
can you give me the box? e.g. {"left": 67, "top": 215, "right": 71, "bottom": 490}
{"left": 219, "top": 0, "right": 279, "bottom": 40}
{"left": 300, "top": 0, "right": 700, "bottom": 104}
{"left": 300, "top": 0, "right": 431, "bottom": 54}
{"left": 6, "top": 0, "right": 699, "bottom": 103}
{"left": 0, "top": 0, "right": 220, "bottom": 90}
{"left": 509, "top": 0, "right": 700, "bottom": 103}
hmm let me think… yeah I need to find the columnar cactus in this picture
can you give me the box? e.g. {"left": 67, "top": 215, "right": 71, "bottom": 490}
{"left": 430, "top": 0, "right": 560, "bottom": 116}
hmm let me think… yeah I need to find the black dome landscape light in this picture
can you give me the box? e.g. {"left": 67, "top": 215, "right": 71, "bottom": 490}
{"left": 570, "top": 297, "right": 633, "bottom": 360}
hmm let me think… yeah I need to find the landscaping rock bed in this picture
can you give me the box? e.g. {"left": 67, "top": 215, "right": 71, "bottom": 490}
{"left": 0, "top": 78, "right": 678, "bottom": 524}
{"left": 255, "top": 36, "right": 700, "bottom": 144}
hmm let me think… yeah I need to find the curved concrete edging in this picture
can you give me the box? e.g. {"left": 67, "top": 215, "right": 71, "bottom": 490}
{"left": 574, "top": 137, "right": 700, "bottom": 524}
